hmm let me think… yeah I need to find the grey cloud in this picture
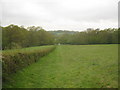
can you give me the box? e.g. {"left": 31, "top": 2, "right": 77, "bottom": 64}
{"left": 1, "top": 0, "right": 118, "bottom": 31}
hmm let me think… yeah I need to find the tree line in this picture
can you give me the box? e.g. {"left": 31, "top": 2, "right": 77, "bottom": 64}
{"left": 1, "top": 24, "right": 119, "bottom": 50}
{"left": 2, "top": 24, "right": 54, "bottom": 49}
{"left": 56, "top": 28, "right": 119, "bottom": 45}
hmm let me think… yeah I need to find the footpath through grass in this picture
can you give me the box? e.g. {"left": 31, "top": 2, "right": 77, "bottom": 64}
{"left": 3, "top": 44, "right": 118, "bottom": 88}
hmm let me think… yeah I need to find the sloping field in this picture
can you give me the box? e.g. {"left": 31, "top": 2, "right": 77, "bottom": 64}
{"left": 3, "top": 44, "right": 118, "bottom": 88}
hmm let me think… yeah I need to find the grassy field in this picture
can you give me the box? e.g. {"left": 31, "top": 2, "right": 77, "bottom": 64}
{"left": 3, "top": 44, "right": 118, "bottom": 88}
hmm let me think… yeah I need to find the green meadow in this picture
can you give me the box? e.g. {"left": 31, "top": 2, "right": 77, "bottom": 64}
{"left": 3, "top": 44, "right": 118, "bottom": 88}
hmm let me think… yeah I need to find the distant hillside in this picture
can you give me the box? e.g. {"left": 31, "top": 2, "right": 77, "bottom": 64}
{"left": 48, "top": 30, "right": 78, "bottom": 36}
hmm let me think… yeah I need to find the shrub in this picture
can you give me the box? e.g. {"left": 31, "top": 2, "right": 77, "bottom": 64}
{"left": 5, "top": 42, "right": 22, "bottom": 50}
{"left": 2, "top": 46, "right": 56, "bottom": 82}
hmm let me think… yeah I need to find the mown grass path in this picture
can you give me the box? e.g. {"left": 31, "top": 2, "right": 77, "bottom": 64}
{"left": 4, "top": 45, "right": 118, "bottom": 88}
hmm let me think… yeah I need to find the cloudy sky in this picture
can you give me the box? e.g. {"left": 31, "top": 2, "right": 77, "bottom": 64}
{"left": 1, "top": 0, "right": 119, "bottom": 31}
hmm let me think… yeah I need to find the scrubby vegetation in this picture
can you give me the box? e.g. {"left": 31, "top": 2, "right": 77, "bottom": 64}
{"left": 2, "top": 45, "right": 56, "bottom": 82}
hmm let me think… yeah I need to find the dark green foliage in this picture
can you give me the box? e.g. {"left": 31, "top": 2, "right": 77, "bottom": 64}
{"left": 2, "top": 46, "right": 56, "bottom": 82}
{"left": 54, "top": 28, "right": 119, "bottom": 45}
{"left": 2, "top": 24, "right": 55, "bottom": 50}
{"left": 2, "top": 24, "right": 119, "bottom": 49}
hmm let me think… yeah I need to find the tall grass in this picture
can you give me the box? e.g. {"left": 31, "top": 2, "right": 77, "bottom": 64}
{"left": 2, "top": 45, "right": 56, "bottom": 82}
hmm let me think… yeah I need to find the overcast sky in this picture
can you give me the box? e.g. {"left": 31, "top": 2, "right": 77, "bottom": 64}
{"left": 1, "top": 0, "right": 119, "bottom": 31}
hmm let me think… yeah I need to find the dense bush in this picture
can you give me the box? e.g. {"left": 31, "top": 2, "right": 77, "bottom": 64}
{"left": 2, "top": 25, "right": 55, "bottom": 50}
{"left": 56, "top": 28, "right": 119, "bottom": 45}
{"left": 5, "top": 42, "right": 22, "bottom": 49}
{"left": 2, "top": 46, "right": 56, "bottom": 82}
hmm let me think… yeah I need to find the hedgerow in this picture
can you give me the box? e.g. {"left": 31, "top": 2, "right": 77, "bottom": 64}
{"left": 2, "top": 46, "right": 56, "bottom": 82}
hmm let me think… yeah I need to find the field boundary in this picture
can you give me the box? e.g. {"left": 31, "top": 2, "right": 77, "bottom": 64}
{"left": 2, "top": 46, "right": 56, "bottom": 82}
